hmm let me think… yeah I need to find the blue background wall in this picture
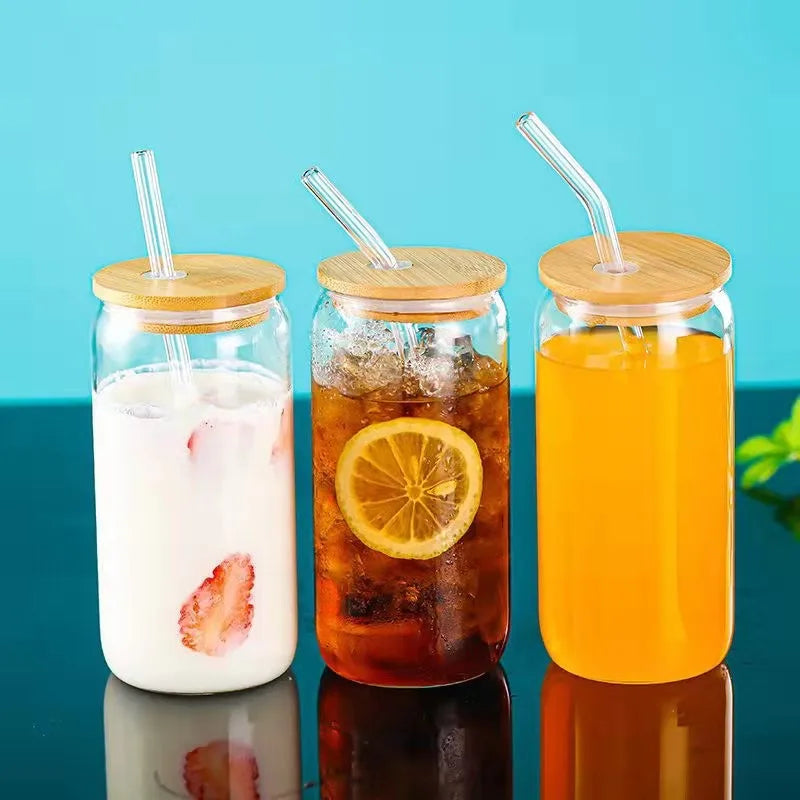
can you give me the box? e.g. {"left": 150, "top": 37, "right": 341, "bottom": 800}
{"left": 2, "top": 0, "right": 797, "bottom": 400}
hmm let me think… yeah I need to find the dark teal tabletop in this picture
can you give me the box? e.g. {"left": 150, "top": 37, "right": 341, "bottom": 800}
{"left": 3, "top": 389, "right": 799, "bottom": 797}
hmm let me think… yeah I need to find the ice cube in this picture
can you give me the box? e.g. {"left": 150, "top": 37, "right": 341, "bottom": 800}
{"left": 200, "top": 387, "right": 242, "bottom": 410}
{"left": 321, "top": 348, "right": 403, "bottom": 397}
{"left": 352, "top": 319, "right": 397, "bottom": 354}
{"left": 410, "top": 352, "right": 460, "bottom": 397}
{"left": 314, "top": 318, "right": 408, "bottom": 396}
{"left": 452, "top": 335, "right": 476, "bottom": 367}
{"left": 418, "top": 327, "right": 437, "bottom": 354}
{"left": 415, "top": 327, "right": 475, "bottom": 365}
{"left": 120, "top": 403, "right": 166, "bottom": 419}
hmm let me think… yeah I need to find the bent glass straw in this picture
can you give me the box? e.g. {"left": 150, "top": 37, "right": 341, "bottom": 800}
{"left": 516, "top": 112, "right": 645, "bottom": 349}
{"left": 516, "top": 112, "right": 628, "bottom": 273}
{"left": 302, "top": 167, "right": 416, "bottom": 356}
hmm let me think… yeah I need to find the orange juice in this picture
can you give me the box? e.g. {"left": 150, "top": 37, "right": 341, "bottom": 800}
{"left": 536, "top": 326, "right": 733, "bottom": 683}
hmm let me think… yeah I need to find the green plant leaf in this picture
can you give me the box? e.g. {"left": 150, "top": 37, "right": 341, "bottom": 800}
{"left": 741, "top": 455, "right": 786, "bottom": 489}
{"left": 736, "top": 435, "right": 785, "bottom": 463}
{"left": 776, "top": 502, "right": 800, "bottom": 539}
{"left": 773, "top": 420, "right": 793, "bottom": 448}
{"left": 789, "top": 397, "right": 800, "bottom": 449}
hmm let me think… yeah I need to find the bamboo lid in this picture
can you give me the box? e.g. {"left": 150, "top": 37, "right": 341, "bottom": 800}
{"left": 317, "top": 246, "right": 506, "bottom": 300}
{"left": 539, "top": 231, "right": 731, "bottom": 305}
{"left": 92, "top": 254, "right": 285, "bottom": 311}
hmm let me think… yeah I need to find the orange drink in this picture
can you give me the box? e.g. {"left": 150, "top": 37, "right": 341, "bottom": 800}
{"left": 514, "top": 110, "right": 735, "bottom": 685}
{"left": 537, "top": 326, "right": 734, "bottom": 683}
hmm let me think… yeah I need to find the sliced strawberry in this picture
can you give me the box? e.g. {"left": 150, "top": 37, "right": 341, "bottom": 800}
{"left": 188, "top": 420, "right": 215, "bottom": 455}
{"left": 270, "top": 402, "right": 294, "bottom": 463}
{"left": 189, "top": 419, "right": 257, "bottom": 463}
{"left": 179, "top": 554, "right": 255, "bottom": 656}
{"left": 184, "top": 740, "right": 260, "bottom": 799}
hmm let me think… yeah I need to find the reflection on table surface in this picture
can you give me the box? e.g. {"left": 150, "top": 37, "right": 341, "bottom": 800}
{"left": 104, "top": 670, "right": 302, "bottom": 799}
{"left": 744, "top": 487, "right": 800, "bottom": 538}
{"left": 4, "top": 390, "right": 800, "bottom": 796}
{"left": 541, "top": 664, "right": 732, "bottom": 800}
{"left": 317, "top": 667, "right": 512, "bottom": 798}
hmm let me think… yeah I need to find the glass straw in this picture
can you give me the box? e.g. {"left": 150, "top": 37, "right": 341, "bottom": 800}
{"left": 130, "top": 150, "right": 194, "bottom": 388}
{"left": 516, "top": 112, "right": 629, "bottom": 273}
{"left": 516, "top": 112, "right": 645, "bottom": 348}
{"left": 302, "top": 167, "right": 416, "bottom": 357}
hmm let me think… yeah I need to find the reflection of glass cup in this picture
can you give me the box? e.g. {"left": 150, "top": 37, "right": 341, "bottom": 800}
{"left": 318, "top": 666, "right": 512, "bottom": 798}
{"left": 104, "top": 671, "right": 301, "bottom": 799}
{"left": 312, "top": 248, "right": 511, "bottom": 687}
{"left": 541, "top": 663, "right": 732, "bottom": 799}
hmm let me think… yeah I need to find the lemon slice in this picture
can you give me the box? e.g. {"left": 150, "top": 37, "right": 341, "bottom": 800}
{"left": 335, "top": 417, "right": 483, "bottom": 560}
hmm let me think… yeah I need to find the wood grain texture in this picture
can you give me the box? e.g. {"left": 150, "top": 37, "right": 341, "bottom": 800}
{"left": 539, "top": 232, "right": 731, "bottom": 304}
{"left": 92, "top": 254, "right": 285, "bottom": 310}
{"left": 318, "top": 246, "right": 506, "bottom": 300}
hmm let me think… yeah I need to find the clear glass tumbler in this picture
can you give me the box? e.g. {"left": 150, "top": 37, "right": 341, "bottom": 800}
{"left": 92, "top": 254, "right": 296, "bottom": 693}
{"left": 536, "top": 232, "right": 734, "bottom": 684}
{"left": 311, "top": 247, "right": 510, "bottom": 687}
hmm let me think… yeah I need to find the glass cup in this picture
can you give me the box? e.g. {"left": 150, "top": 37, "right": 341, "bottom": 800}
{"left": 535, "top": 233, "right": 734, "bottom": 683}
{"left": 92, "top": 254, "right": 297, "bottom": 693}
{"left": 311, "top": 247, "right": 510, "bottom": 686}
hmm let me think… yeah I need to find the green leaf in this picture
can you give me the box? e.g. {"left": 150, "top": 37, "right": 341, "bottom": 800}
{"left": 789, "top": 396, "right": 800, "bottom": 449}
{"left": 773, "top": 420, "right": 793, "bottom": 448}
{"left": 735, "top": 435, "right": 785, "bottom": 464}
{"left": 776, "top": 503, "right": 800, "bottom": 539}
{"left": 740, "top": 456, "right": 786, "bottom": 489}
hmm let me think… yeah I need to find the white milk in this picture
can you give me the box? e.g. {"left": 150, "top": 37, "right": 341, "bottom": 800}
{"left": 93, "top": 366, "right": 297, "bottom": 693}
{"left": 104, "top": 672, "right": 301, "bottom": 799}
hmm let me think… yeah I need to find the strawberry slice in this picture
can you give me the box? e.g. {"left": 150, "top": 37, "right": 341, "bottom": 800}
{"left": 270, "top": 402, "right": 293, "bottom": 463}
{"left": 188, "top": 420, "right": 216, "bottom": 456}
{"left": 184, "top": 740, "right": 260, "bottom": 799}
{"left": 179, "top": 554, "right": 255, "bottom": 656}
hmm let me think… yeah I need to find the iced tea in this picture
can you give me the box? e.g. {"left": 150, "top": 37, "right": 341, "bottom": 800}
{"left": 312, "top": 339, "right": 510, "bottom": 687}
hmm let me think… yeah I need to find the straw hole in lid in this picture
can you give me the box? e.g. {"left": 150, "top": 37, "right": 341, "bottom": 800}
{"left": 593, "top": 261, "right": 638, "bottom": 275}
{"left": 141, "top": 270, "right": 188, "bottom": 280}
{"left": 374, "top": 259, "right": 412, "bottom": 270}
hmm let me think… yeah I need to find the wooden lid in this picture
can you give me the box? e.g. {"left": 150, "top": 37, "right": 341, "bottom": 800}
{"left": 317, "top": 246, "right": 506, "bottom": 300}
{"left": 92, "top": 253, "right": 285, "bottom": 311}
{"left": 539, "top": 231, "right": 731, "bottom": 305}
